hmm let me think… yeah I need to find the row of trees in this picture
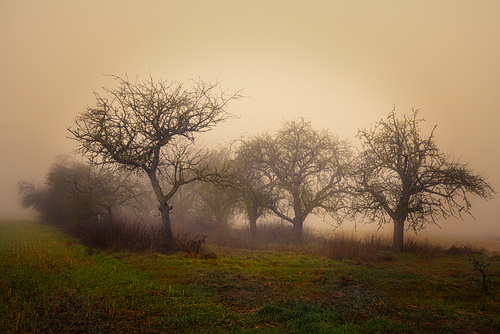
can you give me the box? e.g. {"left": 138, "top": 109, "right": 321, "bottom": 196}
{"left": 21, "top": 75, "right": 495, "bottom": 252}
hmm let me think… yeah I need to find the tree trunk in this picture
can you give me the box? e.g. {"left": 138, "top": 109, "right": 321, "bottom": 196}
{"left": 159, "top": 203, "right": 174, "bottom": 252}
{"left": 293, "top": 219, "right": 303, "bottom": 243}
{"left": 249, "top": 217, "right": 258, "bottom": 239}
{"left": 248, "top": 205, "right": 259, "bottom": 239}
{"left": 393, "top": 218, "right": 405, "bottom": 252}
{"left": 106, "top": 206, "right": 113, "bottom": 224}
{"left": 146, "top": 169, "right": 174, "bottom": 252}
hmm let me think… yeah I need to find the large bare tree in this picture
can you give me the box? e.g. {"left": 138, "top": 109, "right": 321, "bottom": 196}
{"left": 239, "top": 119, "right": 353, "bottom": 241}
{"left": 353, "top": 109, "right": 495, "bottom": 252}
{"left": 68, "top": 75, "right": 240, "bottom": 250}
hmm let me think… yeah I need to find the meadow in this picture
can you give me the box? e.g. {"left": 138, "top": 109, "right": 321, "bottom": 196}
{"left": 1, "top": 220, "right": 499, "bottom": 333}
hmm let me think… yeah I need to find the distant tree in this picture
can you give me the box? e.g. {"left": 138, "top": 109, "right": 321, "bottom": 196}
{"left": 191, "top": 148, "right": 238, "bottom": 232}
{"left": 191, "top": 181, "right": 237, "bottom": 233}
{"left": 19, "top": 157, "right": 89, "bottom": 225}
{"left": 353, "top": 109, "right": 495, "bottom": 252}
{"left": 18, "top": 156, "right": 145, "bottom": 226}
{"left": 168, "top": 184, "right": 198, "bottom": 228}
{"left": 233, "top": 140, "right": 274, "bottom": 238}
{"left": 18, "top": 181, "right": 54, "bottom": 221}
{"left": 68, "top": 75, "right": 240, "bottom": 251}
{"left": 169, "top": 147, "right": 238, "bottom": 234}
{"left": 66, "top": 161, "right": 147, "bottom": 224}
{"left": 238, "top": 119, "right": 353, "bottom": 241}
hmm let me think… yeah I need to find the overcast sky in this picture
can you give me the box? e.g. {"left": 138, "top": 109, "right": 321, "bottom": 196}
{"left": 1, "top": 1, "right": 499, "bottom": 238}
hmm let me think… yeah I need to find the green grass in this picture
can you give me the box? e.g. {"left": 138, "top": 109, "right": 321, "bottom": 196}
{"left": 1, "top": 221, "right": 499, "bottom": 333}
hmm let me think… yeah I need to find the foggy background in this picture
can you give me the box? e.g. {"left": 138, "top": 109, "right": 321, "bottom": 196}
{"left": 1, "top": 1, "right": 498, "bottom": 239}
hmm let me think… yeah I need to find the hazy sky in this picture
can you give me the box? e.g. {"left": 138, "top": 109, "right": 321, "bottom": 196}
{"left": 1, "top": 1, "right": 499, "bottom": 238}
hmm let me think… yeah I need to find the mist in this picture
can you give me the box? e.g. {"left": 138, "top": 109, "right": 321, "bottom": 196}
{"left": 1, "top": 1, "right": 499, "bottom": 240}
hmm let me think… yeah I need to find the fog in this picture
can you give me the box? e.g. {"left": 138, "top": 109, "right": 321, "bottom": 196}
{"left": 1, "top": 1, "right": 499, "bottom": 239}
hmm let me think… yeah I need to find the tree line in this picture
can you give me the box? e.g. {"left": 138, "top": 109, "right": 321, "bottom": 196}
{"left": 19, "top": 75, "right": 495, "bottom": 252}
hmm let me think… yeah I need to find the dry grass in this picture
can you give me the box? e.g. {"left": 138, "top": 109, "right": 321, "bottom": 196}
{"left": 39, "top": 213, "right": 490, "bottom": 262}
{"left": 316, "top": 233, "right": 392, "bottom": 260}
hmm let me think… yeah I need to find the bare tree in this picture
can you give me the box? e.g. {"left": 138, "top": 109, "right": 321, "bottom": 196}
{"left": 68, "top": 75, "right": 240, "bottom": 251}
{"left": 238, "top": 119, "right": 353, "bottom": 241}
{"left": 353, "top": 109, "right": 495, "bottom": 252}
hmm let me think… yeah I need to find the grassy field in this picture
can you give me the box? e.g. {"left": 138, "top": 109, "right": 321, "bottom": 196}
{"left": 1, "top": 221, "right": 499, "bottom": 333}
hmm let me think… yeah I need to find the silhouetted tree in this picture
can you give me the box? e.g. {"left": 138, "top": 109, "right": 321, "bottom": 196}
{"left": 353, "top": 109, "right": 495, "bottom": 252}
{"left": 68, "top": 75, "right": 240, "bottom": 251}
{"left": 239, "top": 119, "right": 353, "bottom": 241}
